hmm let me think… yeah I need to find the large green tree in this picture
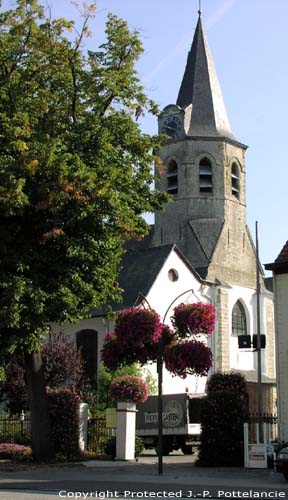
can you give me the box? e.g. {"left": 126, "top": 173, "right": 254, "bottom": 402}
{"left": 0, "top": 0, "right": 167, "bottom": 460}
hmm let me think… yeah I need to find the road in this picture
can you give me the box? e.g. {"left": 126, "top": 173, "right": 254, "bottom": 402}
{"left": 0, "top": 452, "right": 287, "bottom": 500}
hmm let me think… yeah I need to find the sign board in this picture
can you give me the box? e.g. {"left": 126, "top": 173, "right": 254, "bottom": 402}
{"left": 136, "top": 394, "right": 187, "bottom": 430}
{"left": 244, "top": 422, "right": 268, "bottom": 468}
{"left": 247, "top": 444, "right": 267, "bottom": 468}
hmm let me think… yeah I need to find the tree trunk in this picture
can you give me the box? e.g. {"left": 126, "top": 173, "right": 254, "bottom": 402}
{"left": 24, "top": 351, "right": 55, "bottom": 461}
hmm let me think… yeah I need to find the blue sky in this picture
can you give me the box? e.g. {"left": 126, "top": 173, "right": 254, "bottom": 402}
{"left": 4, "top": 0, "right": 288, "bottom": 270}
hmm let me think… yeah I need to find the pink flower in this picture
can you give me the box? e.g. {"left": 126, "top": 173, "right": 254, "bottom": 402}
{"left": 164, "top": 340, "right": 213, "bottom": 379}
{"left": 172, "top": 303, "right": 216, "bottom": 338}
{"left": 111, "top": 375, "right": 149, "bottom": 402}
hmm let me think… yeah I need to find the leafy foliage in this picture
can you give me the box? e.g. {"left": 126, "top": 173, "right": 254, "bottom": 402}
{"left": 0, "top": 333, "right": 85, "bottom": 414}
{"left": 197, "top": 391, "right": 246, "bottom": 466}
{"left": 85, "top": 362, "right": 156, "bottom": 414}
{"left": 0, "top": 0, "right": 168, "bottom": 459}
{"left": 206, "top": 371, "right": 249, "bottom": 412}
{"left": 48, "top": 388, "right": 80, "bottom": 460}
{"left": 0, "top": 0, "right": 167, "bottom": 353}
{"left": 198, "top": 372, "right": 249, "bottom": 466}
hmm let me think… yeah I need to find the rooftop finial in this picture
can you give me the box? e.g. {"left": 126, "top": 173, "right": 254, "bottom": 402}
{"left": 198, "top": 0, "right": 202, "bottom": 15}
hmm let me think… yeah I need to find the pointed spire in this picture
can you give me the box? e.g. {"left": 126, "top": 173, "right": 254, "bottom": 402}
{"left": 176, "top": 15, "right": 234, "bottom": 139}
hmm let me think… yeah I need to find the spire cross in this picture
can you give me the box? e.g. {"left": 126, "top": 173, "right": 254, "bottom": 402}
{"left": 198, "top": 0, "right": 202, "bottom": 15}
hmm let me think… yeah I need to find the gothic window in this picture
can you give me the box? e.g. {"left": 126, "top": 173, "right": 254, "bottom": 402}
{"left": 199, "top": 157, "right": 213, "bottom": 193}
{"left": 76, "top": 329, "right": 98, "bottom": 383}
{"left": 167, "top": 159, "right": 178, "bottom": 195}
{"left": 231, "top": 162, "right": 240, "bottom": 198}
{"left": 232, "top": 301, "right": 247, "bottom": 336}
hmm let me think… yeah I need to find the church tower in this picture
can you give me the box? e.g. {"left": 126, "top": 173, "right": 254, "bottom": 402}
{"left": 153, "top": 12, "right": 257, "bottom": 289}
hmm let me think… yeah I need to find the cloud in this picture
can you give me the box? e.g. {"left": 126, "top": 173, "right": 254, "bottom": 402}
{"left": 142, "top": 0, "right": 236, "bottom": 86}
{"left": 205, "top": 0, "right": 236, "bottom": 31}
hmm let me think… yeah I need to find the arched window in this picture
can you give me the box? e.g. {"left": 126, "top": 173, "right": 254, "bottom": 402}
{"left": 232, "top": 301, "right": 247, "bottom": 336}
{"left": 167, "top": 159, "right": 178, "bottom": 195}
{"left": 231, "top": 162, "right": 240, "bottom": 198}
{"left": 199, "top": 157, "right": 213, "bottom": 193}
{"left": 76, "top": 329, "right": 98, "bottom": 383}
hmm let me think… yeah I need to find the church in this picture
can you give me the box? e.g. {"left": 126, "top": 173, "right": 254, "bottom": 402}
{"left": 57, "top": 10, "right": 276, "bottom": 413}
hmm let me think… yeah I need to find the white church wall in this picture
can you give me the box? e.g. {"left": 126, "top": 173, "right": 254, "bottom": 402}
{"left": 228, "top": 284, "right": 256, "bottom": 372}
{"left": 227, "top": 284, "right": 274, "bottom": 379}
{"left": 145, "top": 250, "right": 213, "bottom": 395}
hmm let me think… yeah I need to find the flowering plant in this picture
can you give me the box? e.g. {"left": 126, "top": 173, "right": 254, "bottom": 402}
{"left": 164, "top": 340, "right": 213, "bottom": 379}
{"left": 115, "top": 307, "right": 162, "bottom": 347}
{"left": 0, "top": 443, "right": 31, "bottom": 460}
{"left": 101, "top": 308, "right": 163, "bottom": 371}
{"left": 172, "top": 303, "right": 216, "bottom": 337}
{"left": 111, "top": 375, "right": 149, "bottom": 403}
{"left": 101, "top": 303, "right": 215, "bottom": 379}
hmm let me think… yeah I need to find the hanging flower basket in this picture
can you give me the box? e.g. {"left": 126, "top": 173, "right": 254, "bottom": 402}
{"left": 115, "top": 307, "right": 162, "bottom": 348}
{"left": 144, "top": 324, "right": 176, "bottom": 361}
{"left": 164, "top": 340, "right": 213, "bottom": 379}
{"left": 111, "top": 375, "right": 149, "bottom": 403}
{"left": 172, "top": 303, "right": 216, "bottom": 338}
{"left": 101, "top": 332, "right": 141, "bottom": 371}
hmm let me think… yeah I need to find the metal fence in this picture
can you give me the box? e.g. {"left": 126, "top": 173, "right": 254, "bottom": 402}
{"left": 246, "top": 414, "right": 278, "bottom": 443}
{"left": 87, "top": 417, "right": 116, "bottom": 455}
{"left": 0, "top": 417, "right": 31, "bottom": 444}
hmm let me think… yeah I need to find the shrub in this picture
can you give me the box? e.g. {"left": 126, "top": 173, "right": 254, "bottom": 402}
{"left": 48, "top": 388, "right": 80, "bottom": 460}
{"left": 197, "top": 391, "right": 245, "bottom": 466}
{"left": 104, "top": 435, "right": 144, "bottom": 459}
{"left": 1, "top": 333, "right": 86, "bottom": 415}
{"left": 0, "top": 443, "right": 32, "bottom": 461}
{"left": 197, "top": 372, "right": 249, "bottom": 467}
{"left": 111, "top": 375, "right": 149, "bottom": 403}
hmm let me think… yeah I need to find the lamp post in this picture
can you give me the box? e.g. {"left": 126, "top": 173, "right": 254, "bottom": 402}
{"left": 138, "top": 289, "right": 194, "bottom": 475}
{"left": 255, "top": 221, "right": 263, "bottom": 418}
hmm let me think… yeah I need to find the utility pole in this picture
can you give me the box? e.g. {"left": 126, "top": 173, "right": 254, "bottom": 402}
{"left": 255, "top": 221, "right": 263, "bottom": 417}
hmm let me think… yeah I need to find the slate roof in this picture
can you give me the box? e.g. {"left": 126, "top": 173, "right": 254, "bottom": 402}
{"left": 90, "top": 245, "right": 175, "bottom": 316}
{"left": 176, "top": 15, "right": 234, "bottom": 140}
{"left": 275, "top": 240, "right": 288, "bottom": 263}
{"left": 265, "top": 240, "right": 288, "bottom": 274}
{"left": 264, "top": 277, "right": 273, "bottom": 293}
{"left": 90, "top": 242, "right": 205, "bottom": 317}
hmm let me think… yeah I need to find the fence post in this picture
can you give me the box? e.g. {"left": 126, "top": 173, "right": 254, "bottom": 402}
{"left": 20, "top": 410, "right": 25, "bottom": 436}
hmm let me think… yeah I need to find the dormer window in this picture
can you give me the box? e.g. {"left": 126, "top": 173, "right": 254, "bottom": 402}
{"left": 199, "top": 157, "right": 213, "bottom": 193}
{"left": 231, "top": 163, "right": 240, "bottom": 199}
{"left": 167, "top": 160, "right": 178, "bottom": 195}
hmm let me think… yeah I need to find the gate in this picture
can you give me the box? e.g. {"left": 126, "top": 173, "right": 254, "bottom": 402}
{"left": 87, "top": 417, "right": 116, "bottom": 455}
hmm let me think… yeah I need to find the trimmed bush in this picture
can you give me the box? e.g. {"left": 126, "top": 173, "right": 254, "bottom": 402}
{"left": 198, "top": 391, "right": 245, "bottom": 466}
{"left": 206, "top": 372, "right": 249, "bottom": 412}
{"left": 198, "top": 372, "right": 249, "bottom": 467}
{"left": 48, "top": 388, "right": 80, "bottom": 460}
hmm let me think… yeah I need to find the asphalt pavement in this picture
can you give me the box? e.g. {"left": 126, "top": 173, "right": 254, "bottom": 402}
{"left": 0, "top": 452, "right": 287, "bottom": 500}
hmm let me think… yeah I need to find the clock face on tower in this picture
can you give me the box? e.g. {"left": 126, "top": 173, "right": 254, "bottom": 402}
{"left": 161, "top": 116, "right": 182, "bottom": 139}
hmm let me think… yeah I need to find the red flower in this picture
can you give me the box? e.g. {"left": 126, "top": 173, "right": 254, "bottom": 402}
{"left": 172, "top": 303, "right": 216, "bottom": 338}
{"left": 164, "top": 340, "right": 213, "bottom": 379}
{"left": 111, "top": 375, "right": 149, "bottom": 402}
